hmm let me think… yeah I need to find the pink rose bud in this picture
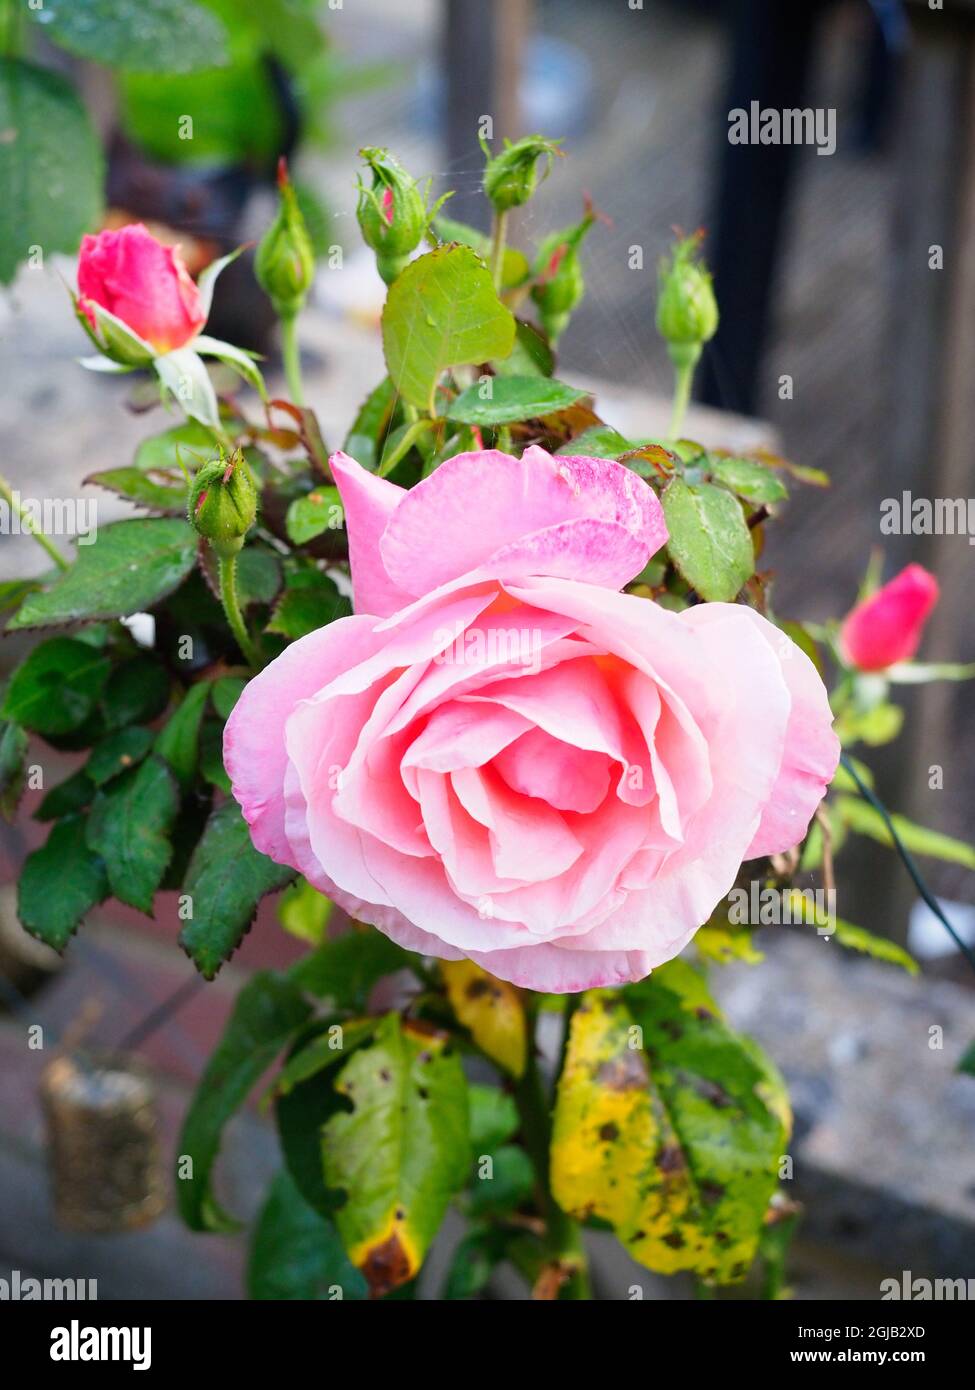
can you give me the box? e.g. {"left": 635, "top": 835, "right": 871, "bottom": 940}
{"left": 77, "top": 223, "right": 206, "bottom": 355}
{"left": 839, "top": 563, "right": 939, "bottom": 671}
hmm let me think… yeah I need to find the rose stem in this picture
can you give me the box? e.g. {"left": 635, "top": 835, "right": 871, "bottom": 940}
{"left": 513, "top": 1020, "right": 591, "bottom": 1299}
{"left": 668, "top": 352, "right": 698, "bottom": 439}
{"left": 280, "top": 313, "right": 304, "bottom": 407}
{"left": 217, "top": 552, "right": 261, "bottom": 670}
{"left": 0, "top": 473, "right": 69, "bottom": 571}
{"left": 489, "top": 210, "right": 508, "bottom": 293}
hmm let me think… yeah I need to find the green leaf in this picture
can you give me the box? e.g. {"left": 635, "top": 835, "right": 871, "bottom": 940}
{"left": 662, "top": 477, "right": 754, "bottom": 602}
{"left": 433, "top": 214, "right": 530, "bottom": 290}
{"left": 267, "top": 571, "right": 351, "bottom": 640}
{"left": 552, "top": 964, "right": 790, "bottom": 1285}
{"left": 0, "top": 720, "right": 29, "bottom": 820}
{"left": 276, "top": 877, "right": 333, "bottom": 946}
{"left": 285, "top": 487, "right": 344, "bottom": 545}
{"left": 323, "top": 1014, "right": 470, "bottom": 1296}
{"left": 442, "top": 1225, "right": 507, "bottom": 1299}
{"left": 0, "top": 577, "right": 42, "bottom": 616}
{"left": 8, "top": 519, "right": 198, "bottom": 629}
{"left": 468, "top": 1145, "right": 534, "bottom": 1217}
{"left": 343, "top": 377, "right": 398, "bottom": 472}
{"left": 0, "top": 60, "right": 102, "bottom": 285}
{"left": 248, "top": 1170, "right": 368, "bottom": 1301}
{"left": 709, "top": 456, "right": 788, "bottom": 504}
{"left": 835, "top": 795, "right": 975, "bottom": 869}
{"left": 180, "top": 799, "right": 295, "bottom": 978}
{"left": 492, "top": 319, "right": 554, "bottom": 378}
{"left": 446, "top": 375, "right": 587, "bottom": 427}
{"left": 177, "top": 970, "right": 312, "bottom": 1232}
{"left": 154, "top": 680, "right": 211, "bottom": 789}
{"left": 835, "top": 701, "right": 904, "bottom": 748}
{"left": 274, "top": 1018, "right": 376, "bottom": 1098}
{"left": 134, "top": 420, "right": 218, "bottom": 472}
{"left": 235, "top": 548, "right": 281, "bottom": 609}
{"left": 198, "top": 720, "right": 231, "bottom": 792}
{"left": 101, "top": 654, "right": 171, "bottom": 731}
{"left": 958, "top": 1041, "right": 975, "bottom": 1078}
{"left": 84, "top": 466, "right": 187, "bottom": 513}
{"left": 275, "top": 1041, "right": 348, "bottom": 1220}
{"left": 86, "top": 755, "right": 179, "bottom": 914}
{"left": 211, "top": 676, "right": 247, "bottom": 720}
{"left": 468, "top": 1085, "right": 520, "bottom": 1153}
{"left": 886, "top": 661, "right": 975, "bottom": 685}
{"left": 557, "top": 424, "right": 632, "bottom": 459}
{"left": 36, "top": 0, "right": 228, "bottom": 74}
{"left": 1, "top": 638, "right": 109, "bottom": 735}
{"left": 289, "top": 929, "right": 414, "bottom": 1011}
{"left": 85, "top": 726, "right": 155, "bottom": 786}
{"left": 831, "top": 918, "right": 919, "bottom": 975}
{"left": 382, "top": 246, "right": 515, "bottom": 414}
{"left": 17, "top": 815, "right": 108, "bottom": 950}
{"left": 35, "top": 768, "right": 94, "bottom": 821}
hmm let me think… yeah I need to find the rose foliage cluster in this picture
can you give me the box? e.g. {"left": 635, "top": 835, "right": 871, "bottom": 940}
{"left": 1, "top": 140, "right": 971, "bottom": 1302}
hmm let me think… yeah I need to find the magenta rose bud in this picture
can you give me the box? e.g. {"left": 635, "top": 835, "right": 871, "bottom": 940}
{"left": 225, "top": 447, "right": 839, "bottom": 993}
{"left": 839, "top": 563, "right": 939, "bottom": 672}
{"left": 77, "top": 224, "right": 206, "bottom": 355}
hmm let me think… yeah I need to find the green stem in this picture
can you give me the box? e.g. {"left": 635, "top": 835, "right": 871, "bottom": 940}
{"left": 280, "top": 313, "right": 304, "bottom": 406}
{"left": 217, "top": 551, "right": 260, "bottom": 670}
{"left": 0, "top": 473, "right": 69, "bottom": 571}
{"left": 489, "top": 210, "right": 509, "bottom": 293}
{"left": 3, "top": 0, "right": 23, "bottom": 57}
{"left": 668, "top": 348, "right": 699, "bottom": 439}
{"left": 513, "top": 1022, "right": 591, "bottom": 1300}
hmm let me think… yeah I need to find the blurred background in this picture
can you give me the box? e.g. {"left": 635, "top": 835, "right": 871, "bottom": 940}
{"left": 0, "top": 0, "right": 973, "bottom": 1299}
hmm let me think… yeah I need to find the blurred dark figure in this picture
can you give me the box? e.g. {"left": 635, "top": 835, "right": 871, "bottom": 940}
{"left": 699, "top": 0, "right": 906, "bottom": 415}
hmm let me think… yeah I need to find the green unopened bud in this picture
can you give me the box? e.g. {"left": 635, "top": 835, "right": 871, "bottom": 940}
{"left": 656, "top": 232, "right": 719, "bottom": 369}
{"left": 530, "top": 198, "right": 599, "bottom": 343}
{"left": 356, "top": 148, "right": 447, "bottom": 285}
{"left": 482, "top": 134, "right": 563, "bottom": 214}
{"left": 188, "top": 450, "right": 257, "bottom": 557}
{"left": 255, "top": 159, "right": 315, "bottom": 319}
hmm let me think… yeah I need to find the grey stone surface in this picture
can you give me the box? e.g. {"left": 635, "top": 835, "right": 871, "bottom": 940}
{"left": 715, "top": 930, "right": 975, "bottom": 1281}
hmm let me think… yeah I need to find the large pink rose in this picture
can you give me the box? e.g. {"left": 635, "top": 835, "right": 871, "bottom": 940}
{"left": 77, "top": 224, "right": 205, "bottom": 354}
{"left": 226, "top": 446, "right": 839, "bottom": 992}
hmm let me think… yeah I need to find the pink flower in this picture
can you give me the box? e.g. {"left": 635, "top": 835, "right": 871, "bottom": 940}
{"left": 77, "top": 224, "right": 205, "bottom": 355}
{"left": 839, "top": 563, "right": 939, "bottom": 672}
{"left": 225, "top": 447, "right": 839, "bottom": 992}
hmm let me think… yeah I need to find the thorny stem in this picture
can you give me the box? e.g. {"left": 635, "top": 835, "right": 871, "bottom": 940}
{"left": 217, "top": 552, "right": 261, "bottom": 670}
{"left": 489, "top": 210, "right": 508, "bottom": 293}
{"left": 513, "top": 1017, "right": 591, "bottom": 1300}
{"left": 280, "top": 313, "right": 304, "bottom": 406}
{"left": 0, "top": 473, "right": 69, "bottom": 571}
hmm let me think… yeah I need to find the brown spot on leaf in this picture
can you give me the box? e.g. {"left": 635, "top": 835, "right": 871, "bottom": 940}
{"left": 662, "top": 1231, "right": 685, "bottom": 1250}
{"left": 696, "top": 1078, "right": 733, "bottom": 1109}
{"left": 362, "top": 1231, "right": 413, "bottom": 1299}
{"left": 700, "top": 1180, "right": 725, "bottom": 1206}
{"left": 657, "top": 1144, "right": 685, "bottom": 1174}
{"left": 596, "top": 1051, "right": 647, "bottom": 1091}
{"left": 465, "top": 978, "right": 493, "bottom": 1000}
{"left": 599, "top": 1122, "right": 620, "bottom": 1143}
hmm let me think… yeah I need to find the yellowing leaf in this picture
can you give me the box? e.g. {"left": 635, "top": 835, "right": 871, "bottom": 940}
{"left": 442, "top": 959, "right": 527, "bottom": 1078}
{"left": 551, "top": 992, "right": 697, "bottom": 1274}
{"left": 552, "top": 967, "right": 791, "bottom": 1285}
{"left": 695, "top": 921, "right": 764, "bottom": 966}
